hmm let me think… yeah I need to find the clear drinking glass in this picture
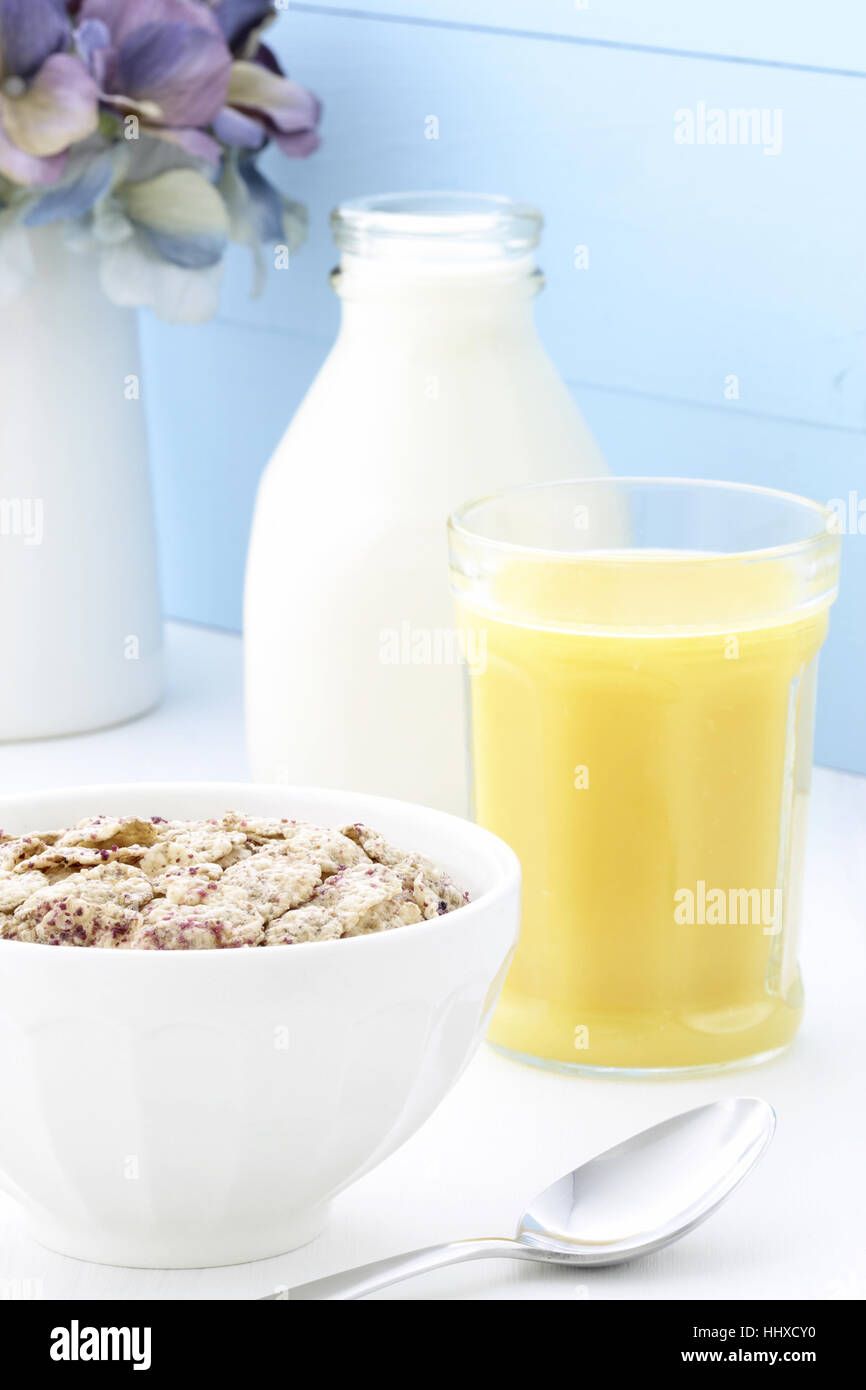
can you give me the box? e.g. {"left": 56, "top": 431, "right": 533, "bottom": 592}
{"left": 449, "top": 478, "right": 841, "bottom": 1075}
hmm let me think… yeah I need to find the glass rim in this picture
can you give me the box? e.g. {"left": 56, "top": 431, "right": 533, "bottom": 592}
{"left": 331, "top": 191, "right": 543, "bottom": 259}
{"left": 448, "top": 476, "right": 837, "bottom": 566}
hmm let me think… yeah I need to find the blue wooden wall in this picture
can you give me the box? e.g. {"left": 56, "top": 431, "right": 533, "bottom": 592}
{"left": 141, "top": 2, "right": 866, "bottom": 773}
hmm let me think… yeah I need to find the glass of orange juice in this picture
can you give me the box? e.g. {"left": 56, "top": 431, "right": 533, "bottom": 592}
{"left": 449, "top": 479, "right": 840, "bottom": 1075}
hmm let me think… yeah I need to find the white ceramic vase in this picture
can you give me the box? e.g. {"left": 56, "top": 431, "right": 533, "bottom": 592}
{"left": 0, "top": 225, "right": 163, "bottom": 740}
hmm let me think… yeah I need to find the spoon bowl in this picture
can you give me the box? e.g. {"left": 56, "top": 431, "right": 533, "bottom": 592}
{"left": 275, "top": 1097, "right": 776, "bottom": 1299}
{"left": 516, "top": 1097, "right": 775, "bottom": 1264}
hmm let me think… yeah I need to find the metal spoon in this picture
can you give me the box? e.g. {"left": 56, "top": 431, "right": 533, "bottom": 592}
{"left": 268, "top": 1096, "right": 775, "bottom": 1300}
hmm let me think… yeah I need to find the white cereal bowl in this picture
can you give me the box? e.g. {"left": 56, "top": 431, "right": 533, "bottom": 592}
{"left": 0, "top": 782, "right": 520, "bottom": 1269}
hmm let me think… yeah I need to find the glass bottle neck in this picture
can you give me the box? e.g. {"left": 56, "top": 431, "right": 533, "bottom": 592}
{"left": 332, "top": 255, "right": 543, "bottom": 338}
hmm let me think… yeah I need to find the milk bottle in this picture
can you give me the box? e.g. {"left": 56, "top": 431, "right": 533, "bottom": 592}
{"left": 245, "top": 193, "right": 606, "bottom": 813}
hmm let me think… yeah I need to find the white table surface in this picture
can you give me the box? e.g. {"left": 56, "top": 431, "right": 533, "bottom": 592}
{"left": 0, "top": 621, "right": 864, "bottom": 1302}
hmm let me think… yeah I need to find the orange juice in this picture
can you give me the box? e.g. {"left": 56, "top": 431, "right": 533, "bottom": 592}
{"left": 450, "top": 480, "right": 840, "bottom": 1073}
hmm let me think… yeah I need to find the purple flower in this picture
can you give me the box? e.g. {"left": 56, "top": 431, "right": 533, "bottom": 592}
{"left": 73, "top": 2, "right": 320, "bottom": 165}
{"left": 0, "top": 0, "right": 99, "bottom": 185}
{"left": 216, "top": 43, "right": 320, "bottom": 158}
{"left": 77, "top": 0, "right": 233, "bottom": 161}
{"left": 0, "top": 0, "right": 320, "bottom": 318}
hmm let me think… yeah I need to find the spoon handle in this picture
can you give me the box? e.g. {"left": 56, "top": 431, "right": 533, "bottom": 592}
{"left": 271, "top": 1236, "right": 524, "bottom": 1301}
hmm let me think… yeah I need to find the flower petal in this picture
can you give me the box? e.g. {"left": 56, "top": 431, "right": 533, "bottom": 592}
{"left": 90, "top": 195, "right": 135, "bottom": 244}
{"left": 78, "top": 0, "right": 223, "bottom": 46}
{"left": 272, "top": 126, "right": 321, "bottom": 159}
{"left": 251, "top": 42, "right": 282, "bottom": 77}
{"left": 227, "top": 60, "right": 319, "bottom": 134}
{"left": 120, "top": 130, "right": 208, "bottom": 183}
{"left": 119, "top": 166, "right": 229, "bottom": 268}
{"left": 217, "top": 153, "right": 266, "bottom": 293}
{"left": 99, "top": 232, "right": 223, "bottom": 322}
{"left": 0, "top": 0, "right": 70, "bottom": 81}
{"left": 146, "top": 125, "right": 223, "bottom": 164}
{"left": 113, "top": 22, "right": 232, "bottom": 127}
{"left": 213, "top": 1, "right": 274, "bottom": 49}
{"left": 75, "top": 18, "right": 112, "bottom": 78}
{"left": 281, "top": 197, "right": 308, "bottom": 253}
{"left": 212, "top": 103, "right": 266, "bottom": 150}
{"left": 23, "top": 144, "right": 116, "bottom": 225}
{"left": 0, "top": 117, "right": 68, "bottom": 184}
{"left": 0, "top": 53, "right": 98, "bottom": 157}
{"left": 237, "top": 159, "right": 282, "bottom": 242}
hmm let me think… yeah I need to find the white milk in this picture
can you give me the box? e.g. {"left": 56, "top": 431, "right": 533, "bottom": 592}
{"left": 244, "top": 193, "right": 606, "bottom": 814}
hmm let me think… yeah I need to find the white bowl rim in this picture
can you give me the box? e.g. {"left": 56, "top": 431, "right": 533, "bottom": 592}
{"left": 0, "top": 781, "right": 521, "bottom": 960}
